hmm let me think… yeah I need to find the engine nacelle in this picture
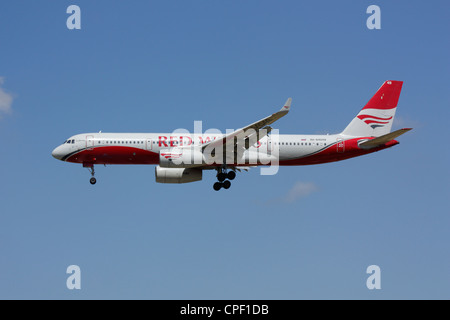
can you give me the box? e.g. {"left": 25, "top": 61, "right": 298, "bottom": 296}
{"left": 155, "top": 166, "right": 203, "bottom": 184}
{"left": 159, "top": 148, "right": 205, "bottom": 168}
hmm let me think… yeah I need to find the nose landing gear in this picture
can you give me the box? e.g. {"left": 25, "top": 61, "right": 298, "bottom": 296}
{"left": 86, "top": 165, "right": 97, "bottom": 185}
{"left": 213, "top": 168, "right": 235, "bottom": 191}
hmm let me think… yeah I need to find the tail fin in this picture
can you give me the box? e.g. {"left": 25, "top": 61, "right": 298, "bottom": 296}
{"left": 341, "top": 80, "right": 403, "bottom": 137}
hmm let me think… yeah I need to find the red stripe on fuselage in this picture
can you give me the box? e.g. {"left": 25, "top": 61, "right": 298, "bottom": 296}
{"left": 65, "top": 146, "right": 159, "bottom": 165}
{"left": 279, "top": 138, "right": 398, "bottom": 166}
{"left": 65, "top": 138, "right": 399, "bottom": 166}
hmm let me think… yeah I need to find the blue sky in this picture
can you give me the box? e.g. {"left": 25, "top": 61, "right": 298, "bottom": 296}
{"left": 0, "top": 0, "right": 449, "bottom": 299}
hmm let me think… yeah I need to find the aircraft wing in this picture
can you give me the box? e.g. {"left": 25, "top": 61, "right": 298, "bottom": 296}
{"left": 359, "top": 128, "right": 412, "bottom": 149}
{"left": 202, "top": 98, "right": 292, "bottom": 152}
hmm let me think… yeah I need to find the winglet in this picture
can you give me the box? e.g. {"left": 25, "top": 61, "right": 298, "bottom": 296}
{"left": 280, "top": 98, "right": 292, "bottom": 113}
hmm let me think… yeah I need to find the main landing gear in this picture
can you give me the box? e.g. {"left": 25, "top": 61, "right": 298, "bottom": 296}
{"left": 213, "top": 168, "right": 236, "bottom": 191}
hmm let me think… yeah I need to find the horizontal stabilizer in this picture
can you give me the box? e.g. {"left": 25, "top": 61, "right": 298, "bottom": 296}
{"left": 359, "top": 128, "right": 412, "bottom": 149}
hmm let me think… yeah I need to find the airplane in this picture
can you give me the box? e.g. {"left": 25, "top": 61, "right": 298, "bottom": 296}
{"left": 52, "top": 80, "right": 411, "bottom": 191}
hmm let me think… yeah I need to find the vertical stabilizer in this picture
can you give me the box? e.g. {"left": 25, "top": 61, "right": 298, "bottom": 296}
{"left": 341, "top": 80, "right": 403, "bottom": 137}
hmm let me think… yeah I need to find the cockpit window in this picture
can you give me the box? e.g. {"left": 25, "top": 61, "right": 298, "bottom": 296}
{"left": 71, "top": 139, "right": 75, "bottom": 144}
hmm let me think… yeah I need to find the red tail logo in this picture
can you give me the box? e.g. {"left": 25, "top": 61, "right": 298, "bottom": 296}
{"left": 357, "top": 114, "right": 393, "bottom": 129}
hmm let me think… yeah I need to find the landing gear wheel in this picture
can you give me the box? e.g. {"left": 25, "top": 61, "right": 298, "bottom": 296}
{"left": 223, "top": 180, "right": 231, "bottom": 189}
{"left": 227, "top": 171, "right": 236, "bottom": 180}
{"left": 217, "top": 172, "right": 227, "bottom": 182}
{"left": 213, "top": 182, "right": 222, "bottom": 191}
{"left": 86, "top": 165, "right": 97, "bottom": 185}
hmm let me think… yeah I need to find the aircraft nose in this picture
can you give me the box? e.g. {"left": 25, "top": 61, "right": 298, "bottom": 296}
{"left": 52, "top": 146, "right": 64, "bottom": 160}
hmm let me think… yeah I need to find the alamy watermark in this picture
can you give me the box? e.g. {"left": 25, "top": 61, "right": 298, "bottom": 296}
{"left": 66, "top": 5, "right": 81, "bottom": 30}
{"left": 64, "top": 264, "right": 382, "bottom": 292}
{"left": 66, "top": 265, "right": 81, "bottom": 290}
{"left": 366, "top": 5, "right": 381, "bottom": 30}
{"left": 366, "top": 265, "right": 381, "bottom": 290}
{"left": 158, "top": 121, "right": 281, "bottom": 175}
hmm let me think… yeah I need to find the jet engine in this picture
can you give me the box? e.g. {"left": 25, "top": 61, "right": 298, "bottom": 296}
{"left": 155, "top": 166, "right": 203, "bottom": 184}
